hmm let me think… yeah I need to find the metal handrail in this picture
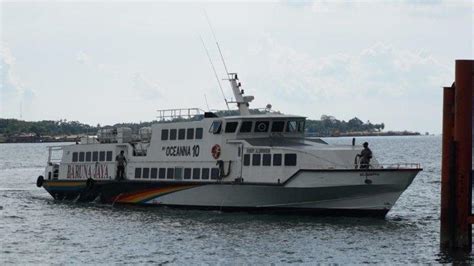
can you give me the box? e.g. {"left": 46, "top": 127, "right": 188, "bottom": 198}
{"left": 156, "top": 108, "right": 205, "bottom": 121}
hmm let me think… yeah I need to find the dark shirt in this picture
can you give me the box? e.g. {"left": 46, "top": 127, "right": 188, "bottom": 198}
{"left": 115, "top": 154, "right": 127, "bottom": 166}
{"left": 359, "top": 147, "right": 372, "bottom": 163}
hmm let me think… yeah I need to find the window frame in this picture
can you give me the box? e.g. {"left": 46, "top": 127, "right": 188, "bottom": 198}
{"left": 195, "top": 128, "right": 203, "bottom": 139}
{"left": 184, "top": 168, "right": 192, "bottom": 179}
{"left": 243, "top": 154, "right": 250, "bottom": 166}
{"left": 224, "top": 122, "right": 239, "bottom": 133}
{"left": 178, "top": 129, "right": 186, "bottom": 140}
{"left": 72, "top": 152, "right": 78, "bottom": 162}
{"left": 284, "top": 153, "right": 297, "bottom": 166}
{"left": 99, "top": 151, "right": 106, "bottom": 162}
{"left": 201, "top": 168, "right": 210, "bottom": 180}
{"left": 166, "top": 168, "right": 174, "bottom": 179}
{"left": 209, "top": 121, "right": 222, "bottom": 134}
{"left": 135, "top": 168, "right": 142, "bottom": 179}
{"left": 85, "top": 152, "right": 92, "bottom": 162}
{"left": 192, "top": 168, "right": 201, "bottom": 179}
{"left": 142, "top": 168, "right": 150, "bottom": 179}
{"left": 252, "top": 154, "right": 261, "bottom": 166}
{"left": 79, "top": 152, "right": 85, "bottom": 162}
{"left": 159, "top": 168, "right": 166, "bottom": 179}
{"left": 169, "top": 129, "right": 177, "bottom": 140}
{"left": 106, "top": 151, "right": 113, "bottom": 161}
{"left": 273, "top": 154, "right": 282, "bottom": 166}
{"left": 254, "top": 121, "right": 270, "bottom": 133}
{"left": 271, "top": 121, "right": 285, "bottom": 132}
{"left": 186, "top": 128, "right": 194, "bottom": 140}
{"left": 240, "top": 121, "right": 253, "bottom": 133}
{"left": 92, "top": 151, "right": 98, "bottom": 161}
{"left": 262, "top": 154, "right": 272, "bottom": 166}
{"left": 151, "top": 168, "right": 158, "bottom": 179}
{"left": 211, "top": 168, "right": 220, "bottom": 180}
{"left": 161, "top": 129, "right": 169, "bottom": 140}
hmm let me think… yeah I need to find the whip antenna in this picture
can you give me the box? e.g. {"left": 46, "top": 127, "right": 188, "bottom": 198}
{"left": 204, "top": 11, "right": 230, "bottom": 77}
{"left": 204, "top": 94, "right": 210, "bottom": 111}
{"left": 200, "top": 35, "right": 230, "bottom": 110}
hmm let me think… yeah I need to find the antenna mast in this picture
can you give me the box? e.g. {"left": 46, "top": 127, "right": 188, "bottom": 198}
{"left": 199, "top": 35, "right": 230, "bottom": 110}
{"left": 204, "top": 11, "right": 230, "bottom": 77}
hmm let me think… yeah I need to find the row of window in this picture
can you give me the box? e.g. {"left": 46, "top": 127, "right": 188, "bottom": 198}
{"left": 210, "top": 120, "right": 305, "bottom": 135}
{"left": 72, "top": 151, "right": 113, "bottom": 162}
{"left": 135, "top": 167, "right": 220, "bottom": 180}
{"left": 161, "top": 128, "right": 203, "bottom": 141}
{"left": 243, "top": 153, "right": 297, "bottom": 166}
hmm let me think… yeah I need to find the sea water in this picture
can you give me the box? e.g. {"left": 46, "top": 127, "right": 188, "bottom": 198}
{"left": 0, "top": 136, "right": 471, "bottom": 264}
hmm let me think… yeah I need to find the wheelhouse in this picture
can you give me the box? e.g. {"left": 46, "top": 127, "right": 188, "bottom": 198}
{"left": 208, "top": 115, "right": 306, "bottom": 139}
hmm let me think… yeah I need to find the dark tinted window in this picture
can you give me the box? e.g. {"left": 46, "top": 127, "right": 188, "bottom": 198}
{"left": 287, "top": 121, "right": 298, "bottom": 133}
{"left": 92, "top": 151, "right": 98, "bottom": 161}
{"left": 85, "top": 152, "right": 91, "bottom": 162}
{"left": 79, "top": 152, "right": 85, "bottom": 162}
{"left": 99, "top": 151, "right": 105, "bottom": 161}
{"left": 195, "top": 128, "right": 203, "bottom": 139}
{"left": 184, "top": 168, "right": 191, "bottom": 179}
{"left": 271, "top": 121, "right": 285, "bottom": 132}
{"left": 72, "top": 152, "right": 78, "bottom": 162}
{"left": 243, "top": 154, "right": 250, "bottom": 166}
{"left": 178, "top": 129, "right": 186, "bottom": 140}
{"left": 187, "top": 128, "right": 194, "bottom": 140}
{"left": 167, "top": 168, "right": 174, "bottom": 179}
{"left": 255, "top": 121, "right": 269, "bottom": 133}
{"left": 298, "top": 120, "right": 305, "bottom": 132}
{"left": 262, "top": 154, "right": 271, "bottom": 166}
{"left": 170, "top": 129, "right": 177, "bottom": 140}
{"left": 161, "top": 129, "right": 169, "bottom": 140}
{"left": 240, "top": 121, "right": 253, "bottom": 133}
{"left": 159, "top": 168, "right": 166, "bottom": 179}
{"left": 284, "top": 153, "right": 297, "bottom": 166}
{"left": 225, "top": 122, "right": 238, "bottom": 133}
{"left": 142, "top": 168, "right": 149, "bottom": 179}
{"left": 211, "top": 168, "right": 219, "bottom": 179}
{"left": 252, "top": 154, "right": 261, "bottom": 166}
{"left": 192, "top": 168, "right": 200, "bottom": 179}
{"left": 135, "top": 168, "right": 141, "bottom": 178}
{"left": 106, "top": 151, "right": 113, "bottom": 161}
{"left": 273, "top": 154, "right": 282, "bottom": 166}
{"left": 151, "top": 168, "right": 158, "bottom": 179}
{"left": 209, "top": 121, "right": 222, "bottom": 134}
{"left": 202, "top": 168, "right": 210, "bottom": 180}
{"left": 175, "top": 167, "right": 183, "bottom": 179}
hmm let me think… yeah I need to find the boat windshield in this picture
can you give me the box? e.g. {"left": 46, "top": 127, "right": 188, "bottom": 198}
{"left": 287, "top": 120, "right": 305, "bottom": 133}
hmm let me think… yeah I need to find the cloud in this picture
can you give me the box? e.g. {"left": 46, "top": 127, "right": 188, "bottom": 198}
{"left": 132, "top": 73, "right": 162, "bottom": 100}
{"left": 76, "top": 51, "right": 92, "bottom": 65}
{"left": 248, "top": 36, "right": 450, "bottom": 102}
{"left": 0, "top": 43, "right": 36, "bottom": 118}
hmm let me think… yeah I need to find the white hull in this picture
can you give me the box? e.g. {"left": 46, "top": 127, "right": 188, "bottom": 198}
{"left": 142, "top": 169, "right": 418, "bottom": 213}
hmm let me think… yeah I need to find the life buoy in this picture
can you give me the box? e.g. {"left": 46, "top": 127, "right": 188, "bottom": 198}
{"left": 36, "top": 175, "right": 44, "bottom": 187}
{"left": 211, "top": 144, "right": 221, "bottom": 159}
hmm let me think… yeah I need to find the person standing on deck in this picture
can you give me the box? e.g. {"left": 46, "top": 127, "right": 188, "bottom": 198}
{"left": 357, "top": 142, "right": 372, "bottom": 169}
{"left": 115, "top": 150, "right": 127, "bottom": 180}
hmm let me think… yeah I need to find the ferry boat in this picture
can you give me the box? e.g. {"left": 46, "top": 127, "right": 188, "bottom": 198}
{"left": 36, "top": 73, "right": 422, "bottom": 217}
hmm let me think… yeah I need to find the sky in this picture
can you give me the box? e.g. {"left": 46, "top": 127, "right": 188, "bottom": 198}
{"left": 1, "top": 1, "right": 473, "bottom": 134}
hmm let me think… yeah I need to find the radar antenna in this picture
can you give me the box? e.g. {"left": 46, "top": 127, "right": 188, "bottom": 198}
{"left": 199, "top": 35, "right": 230, "bottom": 110}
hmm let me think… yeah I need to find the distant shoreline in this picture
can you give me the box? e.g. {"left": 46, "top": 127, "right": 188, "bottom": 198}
{"left": 0, "top": 131, "right": 424, "bottom": 143}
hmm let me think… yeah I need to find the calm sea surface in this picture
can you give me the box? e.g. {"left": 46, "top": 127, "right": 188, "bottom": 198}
{"left": 0, "top": 136, "right": 471, "bottom": 264}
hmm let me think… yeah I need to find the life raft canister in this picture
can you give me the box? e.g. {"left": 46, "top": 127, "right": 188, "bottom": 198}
{"left": 211, "top": 144, "right": 221, "bottom": 159}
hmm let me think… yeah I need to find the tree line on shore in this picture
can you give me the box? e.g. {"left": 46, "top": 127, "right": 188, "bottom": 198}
{"left": 0, "top": 113, "right": 386, "bottom": 138}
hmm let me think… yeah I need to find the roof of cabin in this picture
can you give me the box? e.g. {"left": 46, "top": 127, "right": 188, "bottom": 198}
{"left": 222, "top": 114, "right": 306, "bottom": 120}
